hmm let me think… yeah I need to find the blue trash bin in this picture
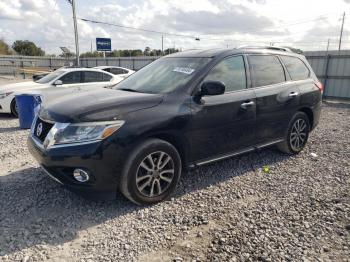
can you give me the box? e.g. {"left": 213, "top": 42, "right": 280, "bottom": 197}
{"left": 15, "top": 94, "right": 42, "bottom": 129}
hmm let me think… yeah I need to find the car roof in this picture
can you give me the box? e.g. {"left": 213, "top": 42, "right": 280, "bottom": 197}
{"left": 94, "top": 66, "right": 132, "bottom": 70}
{"left": 166, "top": 49, "right": 230, "bottom": 58}
{"left": 59, "top": 67, "right": 116, "bottom": 76}
{"left": 166, "top": 47, "right": 304, "bottom": 59}
{"left": 60, "top": 67, "right": 107, "bottom": 72}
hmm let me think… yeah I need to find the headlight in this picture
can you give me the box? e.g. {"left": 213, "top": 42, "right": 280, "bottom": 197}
{"left": 43, "top": 121, "right": 124, "bottom": 148}
{"left": 0, "top": 92, "right": 13, "bottom": 99}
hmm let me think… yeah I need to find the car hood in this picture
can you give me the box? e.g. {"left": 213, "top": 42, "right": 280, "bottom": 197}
{"left": 0, "top": 81, "right": 44, "bottom": 93}
{"left": 39, "top": 88, "right": 164, "bottom": 123}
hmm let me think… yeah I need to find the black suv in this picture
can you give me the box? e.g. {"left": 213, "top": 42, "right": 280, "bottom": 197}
{"left": 28, "top": 47, "right": 322, "bottom": 205}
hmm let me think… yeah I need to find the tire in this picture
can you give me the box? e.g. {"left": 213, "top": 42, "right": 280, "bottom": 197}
{"left": 277, "top": 112, "right": 310, "bottom": 154}
{"left": 119, "top": 138, "right": 182, "bottom": 205}
{"left": 10, "top": 99, "right": 18, "bottom": 117}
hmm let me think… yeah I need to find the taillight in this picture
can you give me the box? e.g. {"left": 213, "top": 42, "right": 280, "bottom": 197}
{"left": 315, "top": 81, "right": 324, "bottom": 93}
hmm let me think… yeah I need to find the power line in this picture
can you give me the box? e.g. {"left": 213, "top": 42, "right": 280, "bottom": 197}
{"left": 79, "top": 15, "right": 333, "bottom": 40}
{"left": 78, "top": 13, "right": 347, "bottom": 46}
{"left": 77, "top": 16, "right": 338, "bottom": 45}
{"left": 78, "top": 17, "right": 200, "bottom": 40}
{"left": 199, "top": 13, "right": 342, "bottom": 37}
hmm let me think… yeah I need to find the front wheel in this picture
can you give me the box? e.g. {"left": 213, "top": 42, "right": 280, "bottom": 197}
{"left": 119, "top": 139, "right": 182, "bottom": 205}
{"left": 277, "top": 112, "right": 310, "bottom": 154}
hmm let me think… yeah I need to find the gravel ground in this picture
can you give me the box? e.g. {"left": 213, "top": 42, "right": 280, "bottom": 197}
{"left": 0, "top": 104, "right": 349, "bottom": 262}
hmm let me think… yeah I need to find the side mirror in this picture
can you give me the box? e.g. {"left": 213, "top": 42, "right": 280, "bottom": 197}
{"left": 200, "top": 81, "right": 225, "bottom": 96}
{"left": 53, "top": 80, "right": 63, "bottom": 86}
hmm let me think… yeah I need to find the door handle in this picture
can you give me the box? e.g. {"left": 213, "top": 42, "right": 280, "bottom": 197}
{"left": 289, "top": 92, "right": 299, "bottom": 98}
{"left": 241, "top": 101, "right": 255, "bottom": 109}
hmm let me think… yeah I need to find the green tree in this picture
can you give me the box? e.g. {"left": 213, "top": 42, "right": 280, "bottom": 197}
{"left": 164, "top": 48, "right": 179, "bottom": 55}
{"left": 80, "top": 49, "right": 156, "bottom": 58}
{"left": 143, "top": 46, "right": 151, "bottom": 56}
{"left": 0, "top": 39, "right": 14, "bottom": 55}
{"left": 12, "top": 40, "right": 45, "bottom": 56}
{"left": 150, "top": 49, "right": 162, "bottom": 56}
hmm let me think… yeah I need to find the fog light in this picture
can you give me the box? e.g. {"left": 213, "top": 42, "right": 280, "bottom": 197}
{"left": 73, "top": 169, "right": 90, "bottom": 182}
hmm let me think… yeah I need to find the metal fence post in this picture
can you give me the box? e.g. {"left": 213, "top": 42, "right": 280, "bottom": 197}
{"left": 323, "top": 54, "right": 331, "bottom": 97}
{"left": 11, "top": 61, "right": 15, "bottom": 78}
{"left": 20, "top": 57, "right": 25, "bottom": 79}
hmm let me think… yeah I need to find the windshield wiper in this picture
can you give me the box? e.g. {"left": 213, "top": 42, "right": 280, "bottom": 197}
{"left": 118, "top": 88, "right": 141, "bottom": 93}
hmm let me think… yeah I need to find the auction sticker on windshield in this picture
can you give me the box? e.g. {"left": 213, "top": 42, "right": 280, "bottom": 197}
{"left": 173, "top": 67, "right": 195, "bottom": 75}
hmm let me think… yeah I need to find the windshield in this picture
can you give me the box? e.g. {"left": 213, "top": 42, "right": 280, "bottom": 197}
{"left": 36, "top": 70, "right": 66, "bottom": 84}
{"left": 113, "top": 57, "right": 211, "bottom": 94}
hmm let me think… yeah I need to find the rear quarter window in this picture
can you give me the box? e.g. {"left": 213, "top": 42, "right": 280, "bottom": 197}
{"left": 111, "top": 68, "right": 129, "bottom": 75}
{"left": 103, "top": 73, "right": 112, "bottom": 81}
{"left": 248, "top": 55, "right": 286, "bottom": 87}
{"left": 280, "top": 56, "right": 310, "bottom": 81}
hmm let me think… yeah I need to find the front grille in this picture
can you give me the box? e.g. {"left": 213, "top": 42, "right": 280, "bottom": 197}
{"left": 34, "top": 118, "right": 54, "bottom": 142}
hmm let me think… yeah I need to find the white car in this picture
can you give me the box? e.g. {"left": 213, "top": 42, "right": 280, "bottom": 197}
{"left": 0, "top": 68, "right": 122, "bottom": 116}
{"left": 94, "top": 66, "right": 135, "bottom": 79}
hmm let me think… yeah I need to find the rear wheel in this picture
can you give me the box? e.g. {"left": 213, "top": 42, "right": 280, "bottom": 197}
{"left": 119, "top": 139, "right": 182, "bottom": 205}
{"left": 10, "top": 99, "right": 18, "bottom": 117}
{"left": 277, "top": 112, "right": 310, "bottom": 154}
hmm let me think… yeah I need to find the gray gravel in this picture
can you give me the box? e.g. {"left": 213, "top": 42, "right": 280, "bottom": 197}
{"left": 0, "top": 104, "right": 349, "bottom": 262}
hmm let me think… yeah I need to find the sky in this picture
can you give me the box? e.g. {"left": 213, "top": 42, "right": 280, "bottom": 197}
{"left": 0, "top": 0, "right": 350, "bottom": 54}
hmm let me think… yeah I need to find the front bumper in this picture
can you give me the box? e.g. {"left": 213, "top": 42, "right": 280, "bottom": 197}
{"left": 27, "top": 135, "right": 126, "bottom": 200}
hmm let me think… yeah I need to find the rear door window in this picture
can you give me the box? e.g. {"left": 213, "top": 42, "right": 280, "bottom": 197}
{"left": 280, "top": 56, "right": 310, "bottom": 80}
{"left": 59, "top": 71, "right": 81, "bottom": 84}
{"left": 83, "top": 71, "right": 104, "bottom": 83}
{"left": 110, "top": 68, "right": 128, "bottom": 75}
{"left": 248, "top": 55, "right": 286, "bottom": 87}
{"left": 203, "top": 56, "right": 247, "bottom": 92}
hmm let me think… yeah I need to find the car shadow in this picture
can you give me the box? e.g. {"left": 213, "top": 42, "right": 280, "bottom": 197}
{"left": 0, "top": 126, "right": 22, "bottom": 134}
{"left": 0, "top": 113, "right": 16, "bottom": 120}
{"left": 0, "top": 148, "right": 291, "bottom": 257}
{"left": 0, "top": 114, "right": 24, "bottom": 133}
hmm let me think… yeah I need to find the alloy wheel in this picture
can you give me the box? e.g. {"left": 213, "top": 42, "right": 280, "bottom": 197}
{"left": 136, "top": 151, "right": 175, "bottom": 198}
{"left": 290, "top": 119, "right": 308, "bottom": 151}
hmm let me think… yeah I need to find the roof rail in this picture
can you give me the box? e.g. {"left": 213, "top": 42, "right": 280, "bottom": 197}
{"left": 237, "top": 45, "right": 292, "bottom": 52}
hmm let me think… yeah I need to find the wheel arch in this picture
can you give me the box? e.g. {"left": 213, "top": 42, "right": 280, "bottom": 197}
{"left": 298, "top": 107, "right": 314, "bottom": 129}
{"left": 145, "top": 133, "right": 189, "bottom": 170}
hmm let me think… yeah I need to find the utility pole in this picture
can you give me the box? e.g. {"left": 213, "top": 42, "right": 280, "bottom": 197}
{"left": 338, "top": 12, "right": 345, "bottom": 51}
{"left": 326, "top": 38, "right": 330, "bottom": 52}
{"left": 68, "top": 0, "right": 80, "bottom": 67}
{"left": 161, "top": 35, "right": 164, "bottom": 56}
